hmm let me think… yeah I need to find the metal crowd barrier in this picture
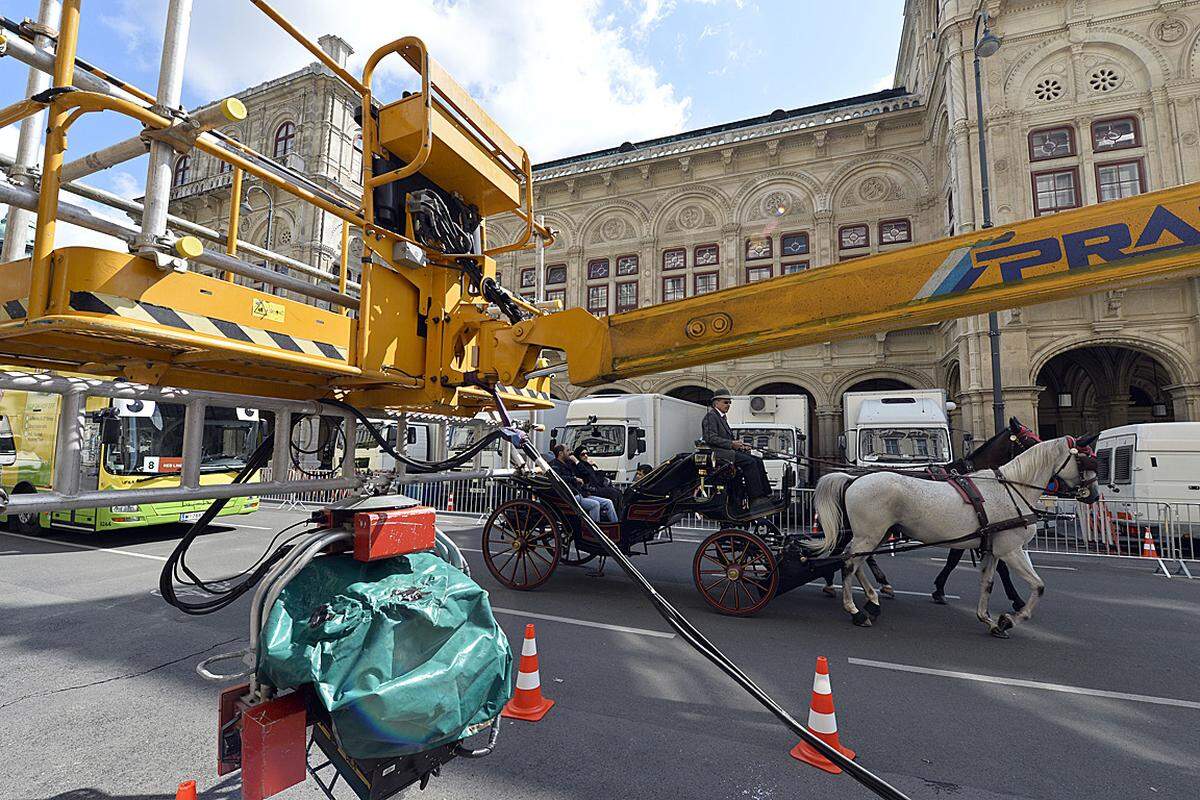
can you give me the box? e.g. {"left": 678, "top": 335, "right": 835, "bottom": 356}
{"left": 258, "top": 474, "right": 1199, "bottom": 575}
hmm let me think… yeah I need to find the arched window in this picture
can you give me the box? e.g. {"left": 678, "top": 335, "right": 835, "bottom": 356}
{"left": 273, "top": 121, "right": 296, "bottom": 158}
{"left": 172, "top": 155, "right": 190, "bottom": 187}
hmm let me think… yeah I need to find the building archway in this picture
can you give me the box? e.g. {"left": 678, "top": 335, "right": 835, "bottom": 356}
{"left": 666, "top": 384, "right": 713, "bottom": 406}
{"left": 1035, "top": 345, "right": 1179, "bottom": 438}
{"left": 844, "top": 377, "right": 914, "bottom": 393}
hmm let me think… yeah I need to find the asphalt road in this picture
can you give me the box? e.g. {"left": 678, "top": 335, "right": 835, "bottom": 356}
{"left": 1, "top": 505, "right": 1197, "bottom": 800}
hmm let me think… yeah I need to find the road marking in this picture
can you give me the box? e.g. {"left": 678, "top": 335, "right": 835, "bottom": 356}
{"left": 231, "top": 523, "right": 276, "bottom": 531}
{"left": 0, "top": 530, "right": 168, "bottom": 562}
{"left": 928, "top": 557, "right": 1077, "bottom": 571}
{"left": 848, "top": 658, "right": 1200, "bottom": 711}
{"left": 817, "top": 583, "right": 959, "bottom": 600}
{"left": 491, "top": 607, "right": 675, "bottom": 639}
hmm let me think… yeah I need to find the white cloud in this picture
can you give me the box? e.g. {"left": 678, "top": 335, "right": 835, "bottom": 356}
{"left": 629, "top": 0, "right": 677, "bottom": 38}
{"left": 161, "top": 0, "right": 691, "bottom": 161}
{"left": 872, "top": 73, "right": 895, "bottom": 92}
{"left": 0, "top": 124, "right": 129, "bottom": 252}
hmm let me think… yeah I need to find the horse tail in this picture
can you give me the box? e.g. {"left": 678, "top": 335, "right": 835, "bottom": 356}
{"left": 807, "top": 472, "right": 856, "bottom": 557}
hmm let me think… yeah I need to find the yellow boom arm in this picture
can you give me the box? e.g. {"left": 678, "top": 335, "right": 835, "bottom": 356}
{"left": 492, "top": 181, "right": 1200, "bottom": 387}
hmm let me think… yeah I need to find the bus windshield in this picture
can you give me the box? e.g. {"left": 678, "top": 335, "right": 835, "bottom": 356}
{"left": 104, "top": 404, "right": 266, "bottom": 476}
{"left": 556, "top": 424, "right": 626, "bottom": 458}
{"left": 859, "top": 427, "right": 950, "bottom": 464}
{"left": 732, "top": 427, "right": 796, "bottom": 455}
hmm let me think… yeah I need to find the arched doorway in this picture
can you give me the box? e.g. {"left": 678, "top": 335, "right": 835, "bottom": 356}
{"left": 845, "top": 377, "right": 914, "bottom": 393}
{"left": 748, "top": 381, "right": 818, "bottom": 464}
{"left": 1036, "top": 345, "right": 1177, "bottom": 438}
{"left": 590, "top": 388, "right": 629, "bottom": 396}
{"left": 666, "top": 385, "right": 713, "bottom": 406}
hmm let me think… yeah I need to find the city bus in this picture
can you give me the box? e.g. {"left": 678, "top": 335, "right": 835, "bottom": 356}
{"left": 0, "top": 387, "right": 264, "bottom": 534}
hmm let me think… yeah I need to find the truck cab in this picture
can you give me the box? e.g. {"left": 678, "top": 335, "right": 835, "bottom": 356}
{"left": 727, "top": 395, "right": 809, "bottom": 489}
{"left": 555, "top": 394, "right": 706, "bottom": 484}
{"left": 842, "top": 390, "right": 953, "bottom": 469}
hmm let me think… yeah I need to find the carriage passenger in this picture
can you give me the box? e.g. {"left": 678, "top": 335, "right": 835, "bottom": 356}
{"left": 572, "top": 446, "right": 623, "bottom": 508}
{"left": 550, "top": 445, "right": 617, "bottom": 523}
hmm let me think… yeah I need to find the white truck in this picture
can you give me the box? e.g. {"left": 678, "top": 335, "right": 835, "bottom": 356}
{"left": 727, "top": 395, "right": 808, "bottom": 489}
{"left": 447, "top": 400, "right": 570, "bottom": 472}
{"left": 841, "top": 389, "right": 954, "bottom": 468}
{"left": 353, "top": 416, "right": 438, "bottom": 472}
{"left": 554, "top": 394, "right": 707, "bottom": 484}
{"left": 1094, "top": 423, "right": 1200, "bottom": 505}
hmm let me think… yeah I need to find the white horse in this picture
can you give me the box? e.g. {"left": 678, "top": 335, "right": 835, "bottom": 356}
{"left": 808, "top": 436, "right": 1099, "bottom": 638}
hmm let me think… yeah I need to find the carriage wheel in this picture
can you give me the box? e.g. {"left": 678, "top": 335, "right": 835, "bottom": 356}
{"left": 482, "top": 500, "right": 561, "bottom": 590}
{"left": 559, "top": 528, "right": 597, "bottom": 566}
{"left": 693, "top": 529, "right": 779, "bottom": 616}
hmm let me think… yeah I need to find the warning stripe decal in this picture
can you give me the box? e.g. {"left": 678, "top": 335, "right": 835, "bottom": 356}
{"left": 497, "top": 383, "right": 552, "bottom": 402}
{"left": 67, "top": 291, "right": 349, "bottom": 362}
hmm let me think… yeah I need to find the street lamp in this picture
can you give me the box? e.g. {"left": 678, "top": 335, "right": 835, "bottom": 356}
{"left": 973, "top": 7, "right": 1005, "bottom": 435}
{"left": 240, "top": 184, "right": 276, "bottom": 292}
{"left": 240, "top": 183, "right": 275, "bottom": 257}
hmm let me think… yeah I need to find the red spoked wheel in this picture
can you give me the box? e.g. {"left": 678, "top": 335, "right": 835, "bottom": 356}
{"left": 692, "top": 528, "right": 779, "bottom": 616}
{"left": 482, "top": 500, "right": 561, "bottom": 590}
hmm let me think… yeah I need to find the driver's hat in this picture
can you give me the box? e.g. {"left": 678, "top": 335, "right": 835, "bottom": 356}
{"left": 711, "top": 388, "right": 732, "bottom": 403}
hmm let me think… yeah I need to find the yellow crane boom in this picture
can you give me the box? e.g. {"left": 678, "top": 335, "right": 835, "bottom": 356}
{"left": 493, "top": 183, "right": 1200, "bottom": 387}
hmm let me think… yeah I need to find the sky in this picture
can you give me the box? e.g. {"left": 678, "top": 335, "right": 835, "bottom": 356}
{"left": 0, "top": 0, "right": 905, "bottom": 247}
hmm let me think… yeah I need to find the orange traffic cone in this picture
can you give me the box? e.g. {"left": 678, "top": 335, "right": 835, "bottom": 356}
{"left": 175, "top": 780, "right": 197, "bottom": 800}
{"left": 447, "top": 493, "right": 455, "bottom": 512}
{"left": 1141, "top": 527, "right": 1158, "bottom": 558}
{"left": 790, "top": 656, "right": 855, "bottom": 774}
{"left": 502, "top": 624, "right": 555, "bottom": 721}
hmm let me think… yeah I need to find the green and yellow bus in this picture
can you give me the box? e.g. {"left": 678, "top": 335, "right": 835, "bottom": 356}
{"left": 0, "top": 387, "right": 263, "bottom": 534}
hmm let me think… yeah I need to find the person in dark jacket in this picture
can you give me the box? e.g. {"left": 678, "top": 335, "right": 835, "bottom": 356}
{"left": 701, "top": 388, "right": 772, "bottom": 513}
{"left": 573, "top": 446, "right": 623, "bottom": 508}
{"left": 549, "top": 444, "right": 614, "bottom": 522}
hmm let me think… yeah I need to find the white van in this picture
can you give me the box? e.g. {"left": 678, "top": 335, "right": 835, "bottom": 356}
{"left": 727, "top": 395, "right": 808, "bottom": 489}
{"left": 1094, "top": 423, "right": 1200, "bottom": 504}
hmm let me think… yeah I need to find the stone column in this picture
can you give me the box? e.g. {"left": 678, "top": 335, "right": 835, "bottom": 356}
{"left": 814, "top": 405, "right": 842, "bottom": 469}
{"left": 813, "top": 210, "right": 834, "bottom": 267}
{"left": 1168, "top": 384, "right": 1200, "bottom": 422}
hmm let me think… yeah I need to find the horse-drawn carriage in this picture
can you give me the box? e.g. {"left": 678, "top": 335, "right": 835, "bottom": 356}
{"left": 480, "top": 444, "right": 846, "bottom": 615}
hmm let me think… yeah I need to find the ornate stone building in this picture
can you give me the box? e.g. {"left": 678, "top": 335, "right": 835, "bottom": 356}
{"left": 492, "top": 0, "right": 1200, "bottom": 460}
{"left": 167, "top": 3, "right": 1200, "bottom": 462}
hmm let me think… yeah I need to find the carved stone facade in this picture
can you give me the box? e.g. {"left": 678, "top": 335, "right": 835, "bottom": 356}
{"left": 166, "top": 35, "right": 364, "bottom": 303}
{"left": 493, "top": 0, "right": 1200, "bottom": 458}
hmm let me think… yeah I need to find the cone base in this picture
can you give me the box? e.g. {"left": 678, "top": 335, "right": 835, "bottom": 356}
{"left": 502, "top": 696, "right": 555, "bottom": 722}
{"left": 790, "top": 738, "right": 855, "bottom": 775}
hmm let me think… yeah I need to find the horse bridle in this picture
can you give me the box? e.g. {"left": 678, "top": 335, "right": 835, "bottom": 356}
{"left": 1044, "top": 436, "right": 1099, "bottom": 501}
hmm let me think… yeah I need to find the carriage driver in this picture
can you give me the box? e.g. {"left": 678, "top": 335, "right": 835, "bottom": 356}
{"left": 702, "top": 388, "right": 774, "bottom": 514}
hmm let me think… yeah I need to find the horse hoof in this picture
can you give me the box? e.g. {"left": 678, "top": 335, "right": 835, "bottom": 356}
{"left": 822, "top": 585, "right": 837, "bottom": 598}
{"left": 989, "top": 626, "right": 1010, "bottom": 639}
{"left": 997, "top": 613, "right": 1014, "bottom": 633}
{"left": 880, "top": 585, "right": 895, "bottom": 599}
{"left": 864, "top": 600, "right": 882, "bottom": 619}
{"left": 931, "top": 591, "right": 947, "bottom": 605}
{"left": 852, "top": 610, "right": 872, "bottom": 627}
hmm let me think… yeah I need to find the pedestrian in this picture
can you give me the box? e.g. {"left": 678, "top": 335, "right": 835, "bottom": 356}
{"left": 822, "top": 557, "right": 894, "bottom": 598}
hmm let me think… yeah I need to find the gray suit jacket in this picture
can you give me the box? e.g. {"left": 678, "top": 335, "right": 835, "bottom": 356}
{"left": 701, "top": 407, "right": 737, "bottom": 457}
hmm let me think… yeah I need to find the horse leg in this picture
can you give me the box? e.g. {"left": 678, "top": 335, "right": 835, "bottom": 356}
{"left": 858, "top": 560, "right": 882, "bottom": 620}
{"left": 866, "top": 555, "right": 895, "bottom": 599}
{"left": 993, "top": 548, "right": 1044, "bottom": 636}
{"left": 975, "top": 552, "right": 1002, "bottom": 636}
{"left": 840, "top": 557, "right": 871, "bottom": 627}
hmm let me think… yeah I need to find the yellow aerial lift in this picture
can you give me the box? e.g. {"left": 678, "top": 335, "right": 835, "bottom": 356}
{"left": 3, "top": 3, "right": 1200, "bottom": 800}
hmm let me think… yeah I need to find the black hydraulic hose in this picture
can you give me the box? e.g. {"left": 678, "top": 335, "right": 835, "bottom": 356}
{"left": 159, "top": 435, "right": 290, "bottom": 615}
{"left": 320, "top": 398, "right": 508, "bottom": 473}
{"left": 487, "top": 389, "right": 911, "bottom": 800}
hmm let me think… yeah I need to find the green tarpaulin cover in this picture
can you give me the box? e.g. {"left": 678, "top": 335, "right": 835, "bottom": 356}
{"left": 257, "top": 552, "right": 513, "bottom": 759}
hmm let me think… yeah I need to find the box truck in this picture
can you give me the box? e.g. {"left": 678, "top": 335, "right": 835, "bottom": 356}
{"left": 841, "top": 389, "right": 954, "bottom": 468}
{"left": 727, "top": 394, "right": 809, "bottom": 489}
{"left": 555, "top": 394, "right": 707, "bottom": 484}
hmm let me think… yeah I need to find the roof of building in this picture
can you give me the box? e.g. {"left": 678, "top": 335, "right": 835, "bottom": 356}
{"left": 533, "top": 87, "right": 915, "bottom": 177}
